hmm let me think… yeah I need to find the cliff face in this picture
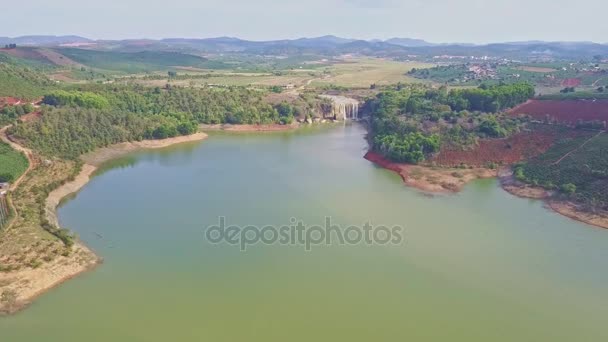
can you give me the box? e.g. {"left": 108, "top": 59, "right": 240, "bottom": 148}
{"left": 319, "top": 95, "right": 360, "bottom": 120}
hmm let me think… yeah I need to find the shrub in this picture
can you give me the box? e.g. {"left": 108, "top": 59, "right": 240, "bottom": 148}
{"left": 560, "top": 183, "right": 577, "bottom": 195}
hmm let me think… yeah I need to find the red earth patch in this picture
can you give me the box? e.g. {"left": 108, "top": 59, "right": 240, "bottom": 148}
{"left": 509, "top": 99, "right": 608, "bottom": 125}
{"left": 561, "top": 78, "right": 581, "bottom": 87}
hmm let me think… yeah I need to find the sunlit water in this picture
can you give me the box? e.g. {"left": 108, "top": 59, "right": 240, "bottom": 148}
{"left": 1, "top": 124, "right": 607, "bottom": 341}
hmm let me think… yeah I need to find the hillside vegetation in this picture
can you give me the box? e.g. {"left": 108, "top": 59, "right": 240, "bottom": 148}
{"left": 366, "top": 83, "right": 535, "bottom": 163}
{"left": 0, "top": 141, "right": 28, "bottom": 182}
{"left": 515, "top": 132, "right": 608, "bottom": 210}
{"left": 55, "top": 48, "right": 228, "bottom": 74}
{"left": 11, "top": 85, "right": 311, "bottom": 158}
{"left": 0, "top": 55, "right": 54, "bottom": 99}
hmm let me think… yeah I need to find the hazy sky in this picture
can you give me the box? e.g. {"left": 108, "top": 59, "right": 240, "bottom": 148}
{"left": 1, "top": 0, "right": 606, "bottom": 43}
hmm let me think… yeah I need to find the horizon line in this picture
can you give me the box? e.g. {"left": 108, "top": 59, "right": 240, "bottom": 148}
{"left": 1, "top": 34, "right": 606, "bottom": 46}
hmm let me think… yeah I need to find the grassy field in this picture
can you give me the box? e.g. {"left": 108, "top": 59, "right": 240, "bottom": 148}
{"left": 311, "top": 58, "right": 432, "bottom": 88}
{"left": 0, "top": 142, "right": 28, "bottom": 182}
{"left": 129, "top": 71, "right": 317, "bottom": 88}
{"left": 122, "top": 58, "right": 432, "bottom": 89}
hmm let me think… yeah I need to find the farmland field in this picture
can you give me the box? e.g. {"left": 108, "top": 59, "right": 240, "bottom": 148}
{"left": 510, "top": 99, "right": 608, "bottom": 124}
{"left": 516, "top": 66, "right": 557, "bottom": 73}
{"left": 561, "top": 78, "right": 581, "bottom": 87}
{"left": 518, "top": 132, "right": 608, "bottom": 208}
{"left": 126, "top": 58, "right": 432, "bottom": 89}
{"left": 0, "top": 141, "right": 29, "bottom": 182}
{"left": 311, "top": 58, "right": 432, "bottom": 88}
{"left": 430, "top": 125, "right": 579, "bottom": 167}
{"left": 131, "top": 71, "right": 316, "bottom": 88}
{"left": 54, "top": 48, "right": 230, "bottom": 74}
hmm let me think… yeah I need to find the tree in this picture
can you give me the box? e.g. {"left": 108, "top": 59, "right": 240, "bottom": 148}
{"left": 478, "top": 116, "right": 507, "bottom": 138}
{"left": 560, "top": 183, "right": 577, "bottom": 195}
{"left": 270, "top": 85, "right": 283, "bottom": 93}
{"left": 560, "top": 87, "right": 576, "bottom": 94}
{"left": 168, "top": 71, "right": 177, "bottom": 78}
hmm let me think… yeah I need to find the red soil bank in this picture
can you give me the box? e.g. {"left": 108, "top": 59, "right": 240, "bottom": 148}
{"left": 364, "top": 151, "right": 407, "bottom": 181}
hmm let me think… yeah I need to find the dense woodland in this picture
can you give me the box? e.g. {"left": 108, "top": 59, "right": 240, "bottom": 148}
{"left": 9, "top": 86, "right": 307, "bottom": 158}
{"left": 366, "top": 83, "right": 535, "bottom": 163}
{"left": 52, "top": 85, "right": 300, "bottom": 124}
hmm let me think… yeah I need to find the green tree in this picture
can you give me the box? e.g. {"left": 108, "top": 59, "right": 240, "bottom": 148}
{"left": 560, "top": 183, "right": 577, "bottom": 195}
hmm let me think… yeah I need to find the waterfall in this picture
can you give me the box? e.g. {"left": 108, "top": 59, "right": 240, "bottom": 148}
{"left": 320, "top": 95, "right": 360, "bottom": 121}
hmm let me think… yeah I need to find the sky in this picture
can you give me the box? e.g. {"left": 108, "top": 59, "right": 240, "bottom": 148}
{"left": 1, "top": 0, "right": 606, "bottom": 44}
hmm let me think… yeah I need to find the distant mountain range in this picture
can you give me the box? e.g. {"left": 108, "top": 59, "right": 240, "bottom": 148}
{"left": 385, "top": 38, "right": 436, "bottom": 47}
{"left": 2, "top": 35, "right": 607, "bottom": 59}
{"left": 0, "top": 35, "right": 92, "bottom": 46}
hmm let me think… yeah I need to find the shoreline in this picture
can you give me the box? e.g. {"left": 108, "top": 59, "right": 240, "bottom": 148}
{"left": 47, "top": 132, "right": 208, "bottom": 225}
{"left": 364, "top": 151, "right": 496, "bottom": 193}
{"left": 499, "top": 171, "right": 608, "bottom": 229}
{"left": 200, "top": 123, "right": 300, "bottom": 132}
{"left": 366, "top": 151, "right": 608, "bottom": 230}
{"left": 1, "top": 132, "right": 207, "bottom": 314}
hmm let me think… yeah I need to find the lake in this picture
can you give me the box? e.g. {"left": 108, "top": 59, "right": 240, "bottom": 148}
{"left": 1, "top": 124, "right": 607, "bottom": 341}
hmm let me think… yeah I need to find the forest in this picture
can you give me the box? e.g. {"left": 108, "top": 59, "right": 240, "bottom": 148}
{"left": 9, "top": 86, "right": 304, "bottom": 158}
{"left": 366, "top": 83, "right": 535, "bottom": 163}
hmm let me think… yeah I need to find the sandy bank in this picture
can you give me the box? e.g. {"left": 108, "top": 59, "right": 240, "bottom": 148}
{"left": 364, "top": 151, "right": 496, "bottom": 193}
{"left": 498, "top": 169, "right": 549, "bottom": 200}
{"left": 0, "top": 243, "right": 98, "bottom": 315}
{"left": 1, "top": 132, "right": 207, "bottom": 314}
{"left": 200, "top": 123, "right": 299, "bottom": 132}
{"left": 548, "top": 202, "right": 608, "bottom": 229}
{"left": 81, "top": 132, "right": 208, "bottom": 166}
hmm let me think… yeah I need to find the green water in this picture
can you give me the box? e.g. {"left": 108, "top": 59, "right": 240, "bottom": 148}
{"left": 1, "top": 124, "right": 607, "bottom": 341}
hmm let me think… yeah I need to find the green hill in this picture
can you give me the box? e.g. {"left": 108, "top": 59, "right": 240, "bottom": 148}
{"left": 0, "top": 54, "right": 54, "bottom": 99}
{"left": 55, "top": 48, "right": 227, "bottom": 74}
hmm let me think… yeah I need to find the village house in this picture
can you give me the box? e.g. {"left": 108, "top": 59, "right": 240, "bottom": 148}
{"left": 0, "top": 182, "right": 9, "bottom": 196}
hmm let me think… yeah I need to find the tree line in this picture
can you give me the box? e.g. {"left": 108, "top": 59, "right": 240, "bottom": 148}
{"left": 10, "top": 85, "right": 307, "bottom": 158}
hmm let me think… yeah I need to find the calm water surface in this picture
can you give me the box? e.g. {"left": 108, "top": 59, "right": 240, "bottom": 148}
{"left": 1, "top": 124, "right": 607, "bottom": 341}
